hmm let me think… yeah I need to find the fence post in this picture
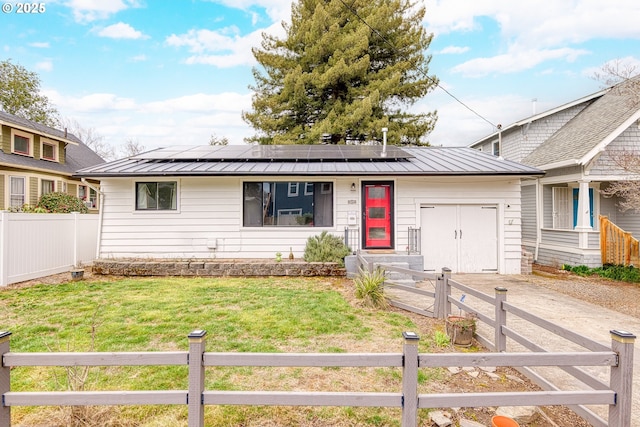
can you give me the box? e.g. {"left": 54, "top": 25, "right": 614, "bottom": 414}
{"left": 608, "top": 330, "right": 635, "bottom": 427}
{"left": 434, "top": 274, "right": 444, "bottom": 319}
{"left": 188, "top": 330, "right": 207, "bottom": 427}
{"left": 401, "top": 331, "right": 419, "bottom": 427}
{"left": 441, "top": 268, "right": 452, "bottom": 318}
{"left": 494, "top": 287, "right": 508, "bottom": 352}
{"left": 0, "top": 331, "right": 11, "bottom": 427}
{"left": 0, "top": 212, "right": 8, "bottom": 287}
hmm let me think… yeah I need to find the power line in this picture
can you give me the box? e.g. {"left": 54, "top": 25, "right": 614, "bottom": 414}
{"left": 337, "top": 0, "right": 498, "bottom": 130}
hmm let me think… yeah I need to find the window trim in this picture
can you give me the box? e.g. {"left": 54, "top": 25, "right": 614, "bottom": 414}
{"left": 11, "top": 129, "right": 34, "bottom": 157}
{"left": 492, "top": 139, "right": 500, "bottom": 157}
{"left": 243, "top": 181, "right": 335, "bottom": 228}
{"left": 134, "top": 180, "right": 179, "bottom": 212}
{"left": 40, "top": 178, "right": 55, "bottom": 197}
{"left": 287, "top": 182, "right": 299, "bottom": 197}
{"left": 9, "top": 176, "right": 26, "bottom": 208}
{"left": 41, "top": 138, "right": 59, "bottom": 162}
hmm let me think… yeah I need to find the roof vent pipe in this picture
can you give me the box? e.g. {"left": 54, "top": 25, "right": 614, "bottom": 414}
{"left": 381, "top": 127, "right": 388, "bottom": 157}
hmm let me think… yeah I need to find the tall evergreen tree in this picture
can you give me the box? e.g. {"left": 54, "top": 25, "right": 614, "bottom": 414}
{"left": 243, "top": 0, "right": 438, "bottom": 145}
{"left": 0, "top": 59, "right": 60, "bottom": 127}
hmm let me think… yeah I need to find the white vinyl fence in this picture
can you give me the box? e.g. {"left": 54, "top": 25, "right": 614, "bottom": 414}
{"left": 0, "top": 212, "right": 98, "bottom": 286}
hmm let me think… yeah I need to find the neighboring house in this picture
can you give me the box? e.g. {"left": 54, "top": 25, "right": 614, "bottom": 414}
{"left": 76, "top": 144, "right": 542, "bottom": 274}
{"left": 0, "top": 111, "right": 104, "bottom": 211}
{"left": 470, "top": 78, "right": 640, "bottom": 267}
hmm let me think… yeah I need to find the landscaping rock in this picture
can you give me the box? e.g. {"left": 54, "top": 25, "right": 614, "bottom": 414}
{"left": 429, "top": 410, "right": 452, "bottom": 426}
{"left": 496, "top": 406, "right": 540, "bottom": 424}
{"left": 459, "top": 419, "right": 486, "bottom": 427}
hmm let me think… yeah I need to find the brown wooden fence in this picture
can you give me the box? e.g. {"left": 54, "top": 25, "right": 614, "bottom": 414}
{"left": 599, "top": 214, "right": 640, "bottom": 266}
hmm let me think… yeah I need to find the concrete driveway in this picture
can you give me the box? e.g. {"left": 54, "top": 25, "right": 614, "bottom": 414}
{"left": 448, "top": 273, "right": 640, "bottom": 426}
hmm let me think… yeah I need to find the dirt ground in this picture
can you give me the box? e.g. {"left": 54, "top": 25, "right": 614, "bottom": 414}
{"left": 6, "top": 265, "right": 637, "bottom": 426}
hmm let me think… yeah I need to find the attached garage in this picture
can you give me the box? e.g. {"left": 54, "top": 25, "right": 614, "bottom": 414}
{"left": 76, "top": 145, "right": 543, "bottom": 275}
{"left": 421, "top": 204, "right": 498, "bottom": 273}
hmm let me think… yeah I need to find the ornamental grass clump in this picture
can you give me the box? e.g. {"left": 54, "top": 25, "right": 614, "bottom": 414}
{"left": 354, "top": 266, "right": 388, "bottom": 309}
{"left": 303, "top": 231, "right": 351, "bottom": 267}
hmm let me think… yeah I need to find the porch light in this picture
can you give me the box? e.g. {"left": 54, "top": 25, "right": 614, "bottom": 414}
{"left": 351, "top": 183, "right": 356, "bottom": 191}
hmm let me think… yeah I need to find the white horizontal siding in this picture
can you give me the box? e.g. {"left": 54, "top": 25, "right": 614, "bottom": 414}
{"left": 98, "top": 177, "right": 355, "bottom": 259}
{"left": 97, "top": 175, "right": 523, "bottom": 273}
{"left": 397, "top": 177, "right": 522, "bottom": 274}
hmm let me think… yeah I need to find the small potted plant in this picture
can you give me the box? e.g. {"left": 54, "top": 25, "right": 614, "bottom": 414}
{"left": 445, "top": 313, "right": 477, "bottom": 346}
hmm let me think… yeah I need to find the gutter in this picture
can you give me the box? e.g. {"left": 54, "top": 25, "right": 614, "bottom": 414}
{"left": 81, "top": 178, "right": 104, "bottom": 260}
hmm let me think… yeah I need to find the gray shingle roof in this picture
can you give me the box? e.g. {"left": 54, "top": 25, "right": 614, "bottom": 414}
{"left": 522, "top": 77, "right": 640, "bottom": 168}
{"left": 75, "top": 145, "right": 543, "bottom": 177}
{"left": 0, "top": 110, "right": 105, "bottom": 174}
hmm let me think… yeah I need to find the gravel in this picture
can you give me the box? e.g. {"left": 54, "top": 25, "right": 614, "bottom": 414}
{"left": 525, "top": 264, "right": 640, "bottom": 319}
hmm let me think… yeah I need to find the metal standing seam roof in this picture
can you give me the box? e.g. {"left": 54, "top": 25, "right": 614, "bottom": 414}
{"left": 74, "top": 145, "right": 543, "bottom": 178}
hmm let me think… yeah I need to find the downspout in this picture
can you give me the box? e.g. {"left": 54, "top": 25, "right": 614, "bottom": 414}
{"left": 535, "top": 177, "right": 541, "bottom": 261}
{"left": 81, "top": 178, "right": 104, "bottom": 259}
{"left": 497, "top": 124, "right": 503, "bottom": 158}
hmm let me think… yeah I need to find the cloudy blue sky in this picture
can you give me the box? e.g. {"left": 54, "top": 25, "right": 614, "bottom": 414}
{"left": 2, "top": 0, "right": 639, "bottom": 154}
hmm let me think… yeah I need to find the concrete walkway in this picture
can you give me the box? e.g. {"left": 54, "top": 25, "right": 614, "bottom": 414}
{"left": 392, "top": 273, "right": 640, "bottom": 426}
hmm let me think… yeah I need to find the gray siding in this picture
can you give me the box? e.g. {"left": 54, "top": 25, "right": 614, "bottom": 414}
{"left": 521, "top": 184, "right": 537, "bottom": 242}
{"left": 589, "top": 124, "right": 640, "bottom": 176}
{"left": 542, "top": 185, "right": 555, "bottom": 228}
{"left": 500, "top": 104, "right": 590, "bottom": 163}
{"left": 536, "top": 246, "right": 601, "bottom": 268}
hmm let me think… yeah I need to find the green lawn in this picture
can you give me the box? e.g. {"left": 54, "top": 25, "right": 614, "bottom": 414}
{"left": 0, "top": 276, "right": 436, "bottom": 426}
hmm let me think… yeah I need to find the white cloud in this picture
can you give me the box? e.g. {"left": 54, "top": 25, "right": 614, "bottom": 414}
{"left": 425, "top": 0, "right": 640, "bottom": 48}
{"left": 130, "top": 54, "right": 147, "bottom": 62}
{"left": 47, "top": 91, "right": 137, "bottom": 112}
{"left": 29, "top": 42, "right": 50, "bottom": 48}
{"left": 452, "top": 47, "right": 590, "bottom": 77}
{"left": 35, "top": 60, "right": 53, "bottom": 72}
{"left": 203, "top": 0, "right": 292, "bottom": 23}
{"left": 49, "top": 89, "right": 254, "bottom": 151}
{"left": 97, "top": 22, "right": 149, "bottom": 40}
{"left": 65, "top": 0, "right": 142, "bottom": 23}
{"left": 437, "top": 46, "right": 469, "bottom": 55}
{"left": 423, "top": 92, "right": 539, "bottom": 146}
{"left": 144, "top": 92, "right": 252, "bottom": 114}
{"left": 166, "top": 23, "right": 283, "bottom": 68}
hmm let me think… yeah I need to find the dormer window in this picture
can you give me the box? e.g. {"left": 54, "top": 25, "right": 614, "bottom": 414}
{"left": 41, "top": 139, "right": 58, "bottom": 162}
{"left": 11, "top": 130, "right": 33, "bottom": 156}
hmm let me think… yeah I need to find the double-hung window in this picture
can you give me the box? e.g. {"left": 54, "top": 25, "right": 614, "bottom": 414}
{"left": 243, "top": 181, "right": 333, "bottom": 227}
{"left": 12, "top": 130, "right": 33, "bottom": 156}
{"left": 10, "top": 176, "right": 25, "bottom": 208}
{"left": 552, "top": 187, "right": 594, "bottom": 229}
{"left": 136, "top": 182, "right": 177, "bottom": 210}
{"left": 41, "top": 179, "right": 55, "bottom": 196}
{"left": 41, "top": 140, "right": 58, "bottom": 161}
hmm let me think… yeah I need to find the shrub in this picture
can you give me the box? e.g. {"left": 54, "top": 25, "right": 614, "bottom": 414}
{"left": 354, "top": 266, "right": 388, "bottom": 309}
{"left": 303, "top": 231, "right": 351, "bottom": 266}
{"left": 37, "top": 192, "right": 89, "bottom": 213}
{"left": 562, "top": 263, "right": 640, "bottom": 283}
{"left": 8, "top": 204, "right": 48, "bottom": 213}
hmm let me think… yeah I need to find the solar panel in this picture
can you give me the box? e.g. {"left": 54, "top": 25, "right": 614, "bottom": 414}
{"left": 134, "top": 145, "right": 412, "bottom": 161}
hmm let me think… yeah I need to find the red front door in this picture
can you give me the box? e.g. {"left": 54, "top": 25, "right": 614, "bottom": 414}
{"left": 364, "top": 184, "right": 392, "bottom": 248}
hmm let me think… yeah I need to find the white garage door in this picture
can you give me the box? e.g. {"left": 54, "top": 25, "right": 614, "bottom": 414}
{"left": 421, "top": 205, "right": 498, "bottom": 273}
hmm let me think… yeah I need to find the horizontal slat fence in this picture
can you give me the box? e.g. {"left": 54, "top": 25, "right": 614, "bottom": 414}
{"left": 0, "top": 325, "right": 634, "bottom": 427}
{"left": 0, "top": 212, "right": 98, "bottom": 286}
{"left": 356, "top": 257, "right": 636, "bottom": 427}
